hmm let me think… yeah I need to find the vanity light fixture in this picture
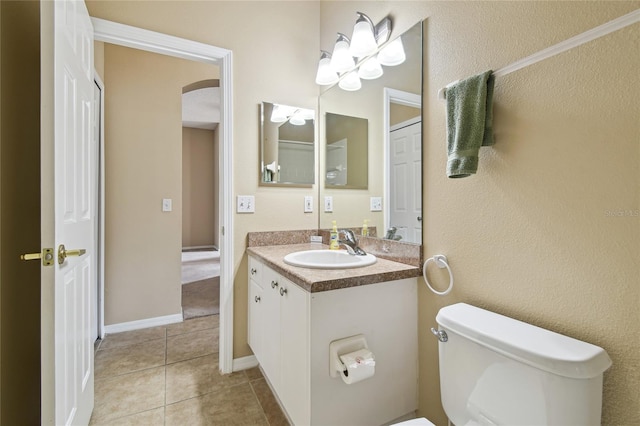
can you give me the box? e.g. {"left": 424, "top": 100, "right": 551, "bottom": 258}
{"left": 349, "top": 12, "right": 378, "bottom": 58}
{"left": 270, "top": 104, "right": 314, "bottom": 126}
{"left": 357, "top": 55, "right": 383, "bottom": 80}
{"left": 338, "top": 70, "right": 362, "bottom": 91}
{"left": 315, "top": 51, "right": 339, "bottom": 85}
{"left": 315, "top": 12, "right": 403, "bottom": 90}
{"left": 377, "top": 36, "right": 406, "bottom": 66}
{"left": 329, "top": 33, "right": 355, "bottom": 73}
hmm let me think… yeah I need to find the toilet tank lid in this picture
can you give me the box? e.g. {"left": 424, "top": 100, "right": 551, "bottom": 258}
{"left": 436, "top": 303, "right": 612, "bottom": 379}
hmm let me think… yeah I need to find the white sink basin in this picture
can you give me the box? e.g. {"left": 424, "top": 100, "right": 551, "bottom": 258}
{"left": 283, "top": 250, "right": 376, "bottom": 269}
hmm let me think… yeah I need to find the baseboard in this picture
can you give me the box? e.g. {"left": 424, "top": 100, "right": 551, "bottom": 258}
{"left": 104, "top": 313, "right": 183, "bottom": 335}
{"left": 232, "top": 355, "right": 258, "bottom": 372}
{"left": 182, "top": 245, "right": 218, "bottom": 251}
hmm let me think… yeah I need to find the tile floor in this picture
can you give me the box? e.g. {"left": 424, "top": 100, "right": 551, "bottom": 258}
{"left": 90, "top": 315, "right": 289, "bottom": 425}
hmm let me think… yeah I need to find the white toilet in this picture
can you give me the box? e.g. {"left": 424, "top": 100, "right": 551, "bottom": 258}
{"left": 398, "top": 302, "right": 612, "bottom": 426}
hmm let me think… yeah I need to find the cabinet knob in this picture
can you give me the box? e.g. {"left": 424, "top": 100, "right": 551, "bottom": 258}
{"left": 251, "top": 268, "right": 257, "bottom": 275}
{"left": 271, "top": 280, "right": 279, "bottom": 289}
{"left": 280, "top": 287, "right": 288, "bottom": 296}
{"left": 254, "top": 295, "right": 261, "bottom": 303}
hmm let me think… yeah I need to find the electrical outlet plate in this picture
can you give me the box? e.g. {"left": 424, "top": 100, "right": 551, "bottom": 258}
{"left": 237, "top": 195, "right": 255, "bottom": 213}
{"left": 370, "top": 197, "right": 382, "bottom": 212}
{"left": 304, "top": 196, "right": 313, "bottom": 213}
{"left": 324, "top": 196, "right": 333, "bottom": 212}
{"left": 162, "top": 198, "right": 172, "bottom": 212}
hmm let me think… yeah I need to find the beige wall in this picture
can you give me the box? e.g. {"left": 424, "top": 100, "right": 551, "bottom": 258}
{"left": 321, "top": 2, "right": 639, "bottom": 425}
{"left": 182, "top": 127, "right": 217, "bottom": 248}
{"left": 422, "top": 4, "right": 639, "bottom": 424}
{"left": 390, "top": 104, "right": 420, "bottom": 127}
{"left": 0, "top": 1, "right": 41, "bottom": 422}
{"left": 86, "top": 1, "right": 320, "bottom": 351}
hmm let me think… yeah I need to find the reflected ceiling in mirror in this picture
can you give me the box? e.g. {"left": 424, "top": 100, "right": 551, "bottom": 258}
{"left": 260, "top": 102, "right": 315, "bottom": 187}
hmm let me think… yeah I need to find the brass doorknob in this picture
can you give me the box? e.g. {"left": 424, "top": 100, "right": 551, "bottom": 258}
{"left": 57, "top": 244, "right": 86, "bottom": 265}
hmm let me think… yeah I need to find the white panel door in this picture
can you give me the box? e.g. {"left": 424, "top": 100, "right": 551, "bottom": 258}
{"left": 54, "top": 0, "right": 96, "bottom": 424}
{"left": 390, "top": 119, "right": 422, "bottom": 243}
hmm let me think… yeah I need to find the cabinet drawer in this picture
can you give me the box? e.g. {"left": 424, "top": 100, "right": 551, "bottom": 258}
{"left": 248, "top": 255, "right": 263, "bottom": 286}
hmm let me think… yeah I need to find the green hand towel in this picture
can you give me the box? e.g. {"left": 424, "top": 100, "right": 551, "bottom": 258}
{"left": 446, "top": 70, "right": 495, "bottom": 178}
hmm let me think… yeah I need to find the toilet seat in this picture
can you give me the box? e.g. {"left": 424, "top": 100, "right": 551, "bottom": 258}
{"left": 392, "top": 418, "right": 435, "bottom": 426}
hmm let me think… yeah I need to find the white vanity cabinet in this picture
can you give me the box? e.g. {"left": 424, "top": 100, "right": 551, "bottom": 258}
{"left": 248, "top": 256, "right": 310, "bottom": 424}
{"left": 248, "top": 255, "right": 418, "bottom": 426}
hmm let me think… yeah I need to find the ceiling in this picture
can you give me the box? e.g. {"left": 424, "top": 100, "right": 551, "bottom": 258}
{"left": 182, "top": 86, "right": 220, "bottom": 130}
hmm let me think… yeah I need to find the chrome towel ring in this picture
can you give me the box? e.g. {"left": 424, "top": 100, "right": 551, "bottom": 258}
{"left": 423, "top": 255, "right": 454, "bottom": 296}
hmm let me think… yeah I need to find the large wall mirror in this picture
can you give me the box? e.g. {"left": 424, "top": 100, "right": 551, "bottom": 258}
{"left": 319, "top": 20, "right": 423, "bottom": 244}
{"left": 260, "top": 102, "right": 315, "bottom": 186}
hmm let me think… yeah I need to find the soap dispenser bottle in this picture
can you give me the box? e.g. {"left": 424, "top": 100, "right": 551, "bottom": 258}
{"left": 361, "top": 219, "right": 369, "bottom": 237}
{"left": 330, "top": 221, "right": 339, "bottom": 250}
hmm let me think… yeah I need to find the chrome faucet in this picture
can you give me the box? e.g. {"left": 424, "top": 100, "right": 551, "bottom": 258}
{"left": 338, "top": 229, "right": 367, "bottom": 256}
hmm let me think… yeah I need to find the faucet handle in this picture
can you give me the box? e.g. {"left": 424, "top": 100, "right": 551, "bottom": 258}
{"left": 339, "top": 229, "right": 357, "bottom": 243}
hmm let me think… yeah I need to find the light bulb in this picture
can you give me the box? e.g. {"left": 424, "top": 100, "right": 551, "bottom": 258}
{"left": 289, "top": 111, "right": 306, "bottom": 126}
{"left": 358, "top": 55, "right": 383, "bottom": 80}
{"left": 270, "top": 104, "right": 288, "bottom": 123}
{"left": 349, "top": 13, "right": 377, "bottom": 58}
{"left": 315, "top": 51, "right": 338, "bottom": 85}
{"left": 338, "top": 71, "right": 362, "bottom": 91}
{"left": 378, "top": 36, "right": 406, "bottom": 66}
{"left": 330, "top": 33, "right": 355, "bottom": 73}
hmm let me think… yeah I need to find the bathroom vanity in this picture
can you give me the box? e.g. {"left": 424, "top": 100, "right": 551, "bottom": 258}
{"left": 247, "top": 243, "right": 420, "bottom": 426}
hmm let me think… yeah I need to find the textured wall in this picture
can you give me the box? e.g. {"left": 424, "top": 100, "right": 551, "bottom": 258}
{"left": 420, "top": 3, "right": 639, "bottom": 425}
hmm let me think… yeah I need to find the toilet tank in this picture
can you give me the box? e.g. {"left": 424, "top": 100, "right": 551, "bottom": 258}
{"left": 435, "top": 303, "right": 612, "bottom": 426}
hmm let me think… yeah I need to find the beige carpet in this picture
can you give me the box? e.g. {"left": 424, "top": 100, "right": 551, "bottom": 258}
{"left": 181, "top": 250, "right": 220, "bottom": 284}
{"left": 182, "top": 276, "right": 220, "bottom": 320}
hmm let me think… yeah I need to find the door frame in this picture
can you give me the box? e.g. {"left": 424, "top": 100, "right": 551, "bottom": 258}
{"left": 91, "top": 18, "right": 235, "bottom": 374}
{"left": 94, "top": 72, "right": 105, "bottom": 340}
{"left": 383, "top": 88, "right": 421, "bottom": 235}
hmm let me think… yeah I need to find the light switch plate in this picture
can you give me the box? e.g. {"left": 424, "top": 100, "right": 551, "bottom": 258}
{"left": 370, "top": 197, "right": 382, "bottom": 212}
{"left": 304, "top": 196, "right": 313, "bottom": 213}
{"left": 324, "top": 196, "right": 333, "bottom": 212}
{"left": 237, "top": 195, "right": 255, "bottom": 213}
{"left": 162, "top": 198, "right": 172, "bottom": 212}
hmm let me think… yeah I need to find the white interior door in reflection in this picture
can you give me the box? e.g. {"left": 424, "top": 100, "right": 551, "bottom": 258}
{"left": 390, "top": 118, "right": 422, "bottom": 243}
{"left": 326, "top": 138, "right": 347, "bottom": 186}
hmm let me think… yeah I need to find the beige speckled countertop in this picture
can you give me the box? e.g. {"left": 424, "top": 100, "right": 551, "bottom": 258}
{"left": 247, "top": 243, "right": 420, "bottom": 293}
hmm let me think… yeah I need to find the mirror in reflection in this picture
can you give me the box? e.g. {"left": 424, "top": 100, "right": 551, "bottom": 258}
{"left": 260, "top": 102, "right": 315, "bottom": 186}
{"left": 319, "top": 21, "right": 423, "bottom": 244}
{"left": 325, "top": 113, "right": 368, "bottom": 189}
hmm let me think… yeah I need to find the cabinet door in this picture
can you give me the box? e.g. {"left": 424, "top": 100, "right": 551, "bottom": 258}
{"left": 248, "top": 278, "right": 264, "bottom": 363}
{"left": 279, "top": 277, "right": 310, "bottom": 425}
{"left": 261, "top": 266, "right": 282, "bottom": 391}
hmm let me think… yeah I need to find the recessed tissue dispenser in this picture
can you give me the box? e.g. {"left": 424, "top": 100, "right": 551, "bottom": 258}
{"left": 329, "top": 334, "right": 376, "bottom": 384}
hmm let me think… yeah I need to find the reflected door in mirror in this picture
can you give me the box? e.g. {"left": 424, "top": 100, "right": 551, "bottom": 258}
{"left": 389, "top": 116, "right": 422, "bottom": 244}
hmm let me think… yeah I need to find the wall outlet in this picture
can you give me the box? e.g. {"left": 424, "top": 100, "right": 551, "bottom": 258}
{"left": 324, "top": 196, "right": 333, "bottom": 212}
{"left": 370, "top": 197, "right": 382, "bottom": 212}
{"left": 237, "top": 195, "right": 255, "bottom": 213}
{"left": 310, "top": 235, "right": 323, "bottom": 244}
{"left": 304, "top": 196, "right": 313, "bottom": 213}
{"left": 162, "top": 198, "right": 172, "bottom": 212}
